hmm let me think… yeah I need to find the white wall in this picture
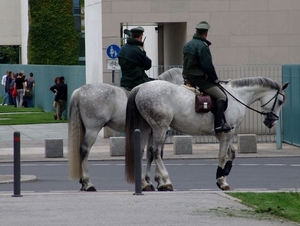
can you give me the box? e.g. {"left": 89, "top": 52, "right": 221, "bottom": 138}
{"left": 85, "top": 0, "right": 103, "bottom": 84}
{"left": 0, "top": 0, "right": 21, "bottom": 45}
{"left": 6, "top": 0, "right": 300, "bottom": 72}
{"left": 101, "top": 0, "right": 300, "bottom": 81}
{"left": 20, "top": 0, "right": 28, "bottom": 64}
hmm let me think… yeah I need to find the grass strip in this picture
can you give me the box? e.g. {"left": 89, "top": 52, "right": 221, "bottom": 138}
{"left": 229, "top": 192, "right": 300, "bottom": 223}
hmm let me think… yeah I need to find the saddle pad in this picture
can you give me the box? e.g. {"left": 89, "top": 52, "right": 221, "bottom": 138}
{"left": 181, "top": 85, "right": 201, "bottom": 94}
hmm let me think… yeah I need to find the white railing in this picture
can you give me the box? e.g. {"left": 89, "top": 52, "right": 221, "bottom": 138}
{"left": 147, "top": 64, "right": 282, "bottom": 143}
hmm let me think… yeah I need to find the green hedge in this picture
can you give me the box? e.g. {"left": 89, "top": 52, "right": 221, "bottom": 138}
{"left": 28, "top": 0, "right": 79, "bottom": 65}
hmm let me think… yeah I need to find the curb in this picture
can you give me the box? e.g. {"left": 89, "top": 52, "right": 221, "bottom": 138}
{"left": 0, "top": 175, "right": 37, "bottom": 184}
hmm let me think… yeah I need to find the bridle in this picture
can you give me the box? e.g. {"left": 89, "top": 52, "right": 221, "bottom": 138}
{"left": 219, "top": 85, "right": 284, "bottom": 123}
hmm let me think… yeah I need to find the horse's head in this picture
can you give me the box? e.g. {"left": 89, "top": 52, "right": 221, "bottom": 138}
{"left": 261, "top": 82, "right": 289, "bottom": 128}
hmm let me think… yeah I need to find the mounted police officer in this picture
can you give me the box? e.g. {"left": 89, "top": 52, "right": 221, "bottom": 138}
{"left": 118, "top": 26, "right": 155, "bottom": 91}
{"left": 182, "top": 21, "right": 232, "bottom": 134}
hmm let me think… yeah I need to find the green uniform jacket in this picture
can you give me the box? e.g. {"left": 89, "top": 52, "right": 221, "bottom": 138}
{"left": 182, "top": 33, "right": 219, "bottom": 89}
{"left": 118, "top": 38, "right": 154, "bottom": 90}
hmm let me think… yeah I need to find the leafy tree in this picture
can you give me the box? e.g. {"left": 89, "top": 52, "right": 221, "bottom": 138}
{"left": 28, "top": 0, "right": 79, "bottom": 65}
{"left": 0, "top": 46, "right": 19, "bottom": 64}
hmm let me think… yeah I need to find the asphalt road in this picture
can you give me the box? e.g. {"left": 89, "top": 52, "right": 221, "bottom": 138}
{"left": 0, "top": 157, "right": 299, "bottom": 193}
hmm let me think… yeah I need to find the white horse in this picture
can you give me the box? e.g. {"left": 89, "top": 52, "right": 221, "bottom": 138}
{"left": 125, "top": 77, "right": 289, "bottom": 191}
{"left": 68, "top": 68, "right": 183, "bottom": 191}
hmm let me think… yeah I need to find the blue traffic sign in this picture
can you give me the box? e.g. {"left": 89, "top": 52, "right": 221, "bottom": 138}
{"left": 106, "top": 44, "right": 120, "bottom": 59}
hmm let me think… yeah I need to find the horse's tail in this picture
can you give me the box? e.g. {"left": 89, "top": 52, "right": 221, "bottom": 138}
{"left": 125, "top": 87, "right": 143, "bottom": 183}
{"left": 68, "top": 88, "right": 84, "bottom": 180}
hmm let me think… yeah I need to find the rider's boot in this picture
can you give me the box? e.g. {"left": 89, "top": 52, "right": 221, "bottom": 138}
{"left": 214, "top": 99, "right": 232, "bottom": 134}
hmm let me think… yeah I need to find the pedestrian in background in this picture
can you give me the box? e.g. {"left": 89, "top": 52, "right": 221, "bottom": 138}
{"left": 1, "top": 71, "right": 9, "bottom": 106}
{"left": 14, "top": 72, "right": 26, "bottom": 107}
{"left": 10, "top": 73, "right": 17, "bottom": 107}
{"left": 50, "top": 76, "right": 67, "bottom": 120}
{"left": 25, "top": 72, "right": 35, "bottom": 107}
{"left": 50, "top": 77, "right": 60, "bottom": 120}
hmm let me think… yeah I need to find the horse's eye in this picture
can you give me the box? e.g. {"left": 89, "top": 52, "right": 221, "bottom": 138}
{"left": 278, "top": 100, "right": 283, "bottom": 105}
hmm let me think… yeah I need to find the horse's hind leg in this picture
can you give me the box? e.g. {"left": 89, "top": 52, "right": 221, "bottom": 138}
{"left": 143, "top": 147, "right": 155, "bottom": 191}
{"left": 152, "top": 131, "right": 173, "bottom": 191}
{"left": 141, "top": 131, "right": 155, "bottom": 191}
{"left": 154, "top": 154, "right": 173, "bottom": 191}
{"left": 142, "top": 129, "right": 171, "bottom": 191}
{"left": 79, "top": 128, "right": 99, "bottom": 191}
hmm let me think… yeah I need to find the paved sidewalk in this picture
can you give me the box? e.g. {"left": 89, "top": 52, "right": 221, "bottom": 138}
{"left": 0, "top": 191, "right": 299, "bottom": 226}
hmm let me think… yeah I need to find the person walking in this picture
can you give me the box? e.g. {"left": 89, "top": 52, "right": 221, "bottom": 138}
{"left": 182, "top": 21, "right": 232, "bottom": 134}
{"left": 50, "top": 76, "right": 67, "bottom": 120}
{"left": 118, "top": 26, "right": 154, "bottom": 91}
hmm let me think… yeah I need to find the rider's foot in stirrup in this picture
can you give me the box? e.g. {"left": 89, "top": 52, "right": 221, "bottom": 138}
{"left": 214, "top": 122, "right": 233, "bottom": 134}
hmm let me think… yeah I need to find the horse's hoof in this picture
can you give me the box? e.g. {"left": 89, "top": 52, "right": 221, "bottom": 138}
{"left": 80, "top": 186, "right": 97, "bottom": 192}
{"left": 157, "top": 184, "right": 173, "bottom": 191}
{"left": 222, "top": 185, "right": 230, "bottom": 191}
{"left": 86, "top": 186, "right": 97, "bottom": 192}
{"left": 216, "top": 182, "right": 230, "bottom": 191}
{"left": 142, "top": 184, "right": 156, "bottom": 191}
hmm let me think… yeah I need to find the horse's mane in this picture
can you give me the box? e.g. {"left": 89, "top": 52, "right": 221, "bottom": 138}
{"left": 157, "top": 68, "right": 184, "bottom": 85}
{"left": 231, "top": 77, "right": 281, "bottom": 90}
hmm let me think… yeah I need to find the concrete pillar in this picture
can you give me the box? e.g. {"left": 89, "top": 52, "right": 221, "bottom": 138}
{"left": 85, "top": 0, "right": 103, "bottom": 84}
{"left": 237, "top": 134, "right": 257, "bottom": 153}
{"left": 109, "top": 137, "right": 125, "bottom": 156}
{"left": 173, "top": 135, "right": 193, "bottom": 155}
{"left": 45, "top": 139, "right": 64, "bottom": 158}
{"left": 20, "top": 0, "right": 28, "bottom": 64}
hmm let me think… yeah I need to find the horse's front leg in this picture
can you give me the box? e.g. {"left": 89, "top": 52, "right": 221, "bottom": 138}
{"left": 215, "top": 132, "right": 234, "bottom": 191}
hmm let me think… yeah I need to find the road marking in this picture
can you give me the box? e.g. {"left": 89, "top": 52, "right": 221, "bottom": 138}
{"left": 264, "top": 164, "right": 287, "bottom": 166}
{"left": 43, "top": 164, "right": 65, "bottom": 166}
{"left": 189, "top": 189, "right": 219, "bottom": 191}
{"left": 91, "top": 163, "right": 112, "bottom": 166}
{"left": 238, "top": 164, "right": 260, "bottom": 166}
{"left": 165, "top": 164, "right": 185, "bottom": 166}
{"left": 189, "top": 164, "right": 211, "bottom": 166}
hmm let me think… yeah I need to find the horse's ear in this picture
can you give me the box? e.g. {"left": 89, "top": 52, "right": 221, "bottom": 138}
{"left": 281, "top": 82, "right": 289, "bottom": 91}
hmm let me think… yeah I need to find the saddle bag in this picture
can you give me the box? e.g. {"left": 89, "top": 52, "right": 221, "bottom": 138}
{"left": 195, "top": 94, "right": 212, "bottom": 113}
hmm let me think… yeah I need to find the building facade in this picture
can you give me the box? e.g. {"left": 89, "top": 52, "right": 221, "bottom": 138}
{"left": 2, "top": 0, "right": 300, "bottom": 83}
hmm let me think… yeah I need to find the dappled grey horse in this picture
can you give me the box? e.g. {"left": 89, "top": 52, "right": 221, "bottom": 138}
{"left": 68, "top": 68, "right": 183, "bottom": 191}
{"left": 125, "top": 77, "right": 289, "bottom": 191}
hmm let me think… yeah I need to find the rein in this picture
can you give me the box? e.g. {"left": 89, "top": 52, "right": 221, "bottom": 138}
{"left": 219, "top": 84, "right": 280, "bottom": 116}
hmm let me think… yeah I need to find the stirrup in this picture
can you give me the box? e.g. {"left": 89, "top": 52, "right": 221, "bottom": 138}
{"left": 214, "top": 123, "right": 233, "bottom": 134}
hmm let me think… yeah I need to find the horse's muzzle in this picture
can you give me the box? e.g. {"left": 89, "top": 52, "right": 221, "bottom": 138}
{"left": 263, "top": 112, "right": 279, "bottom": 128}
